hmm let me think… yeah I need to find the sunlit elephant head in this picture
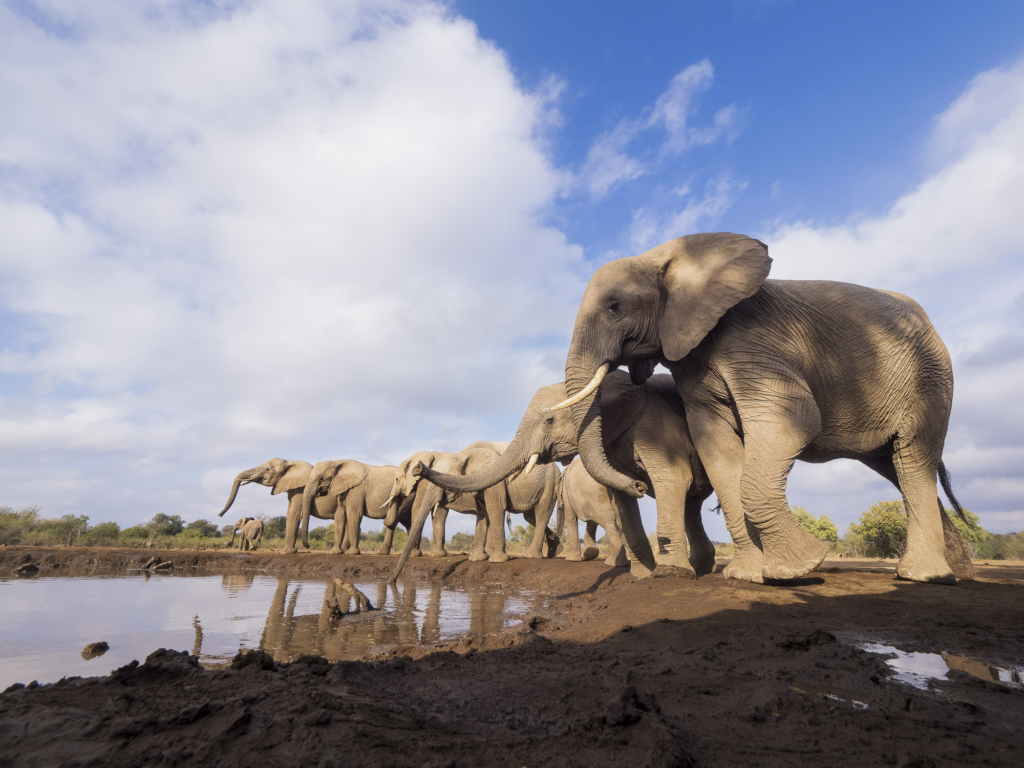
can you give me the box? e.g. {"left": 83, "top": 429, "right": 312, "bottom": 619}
{"left": 218, "top": 458, "right": 313, "bottom": 518}
{"left": 560, "top": 232, "right": 770, "bottom": 498}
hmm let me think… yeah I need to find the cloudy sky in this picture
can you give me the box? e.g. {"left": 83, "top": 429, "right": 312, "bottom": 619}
{"left": 2, "top": 0, "right": 1023, "bottom": 541}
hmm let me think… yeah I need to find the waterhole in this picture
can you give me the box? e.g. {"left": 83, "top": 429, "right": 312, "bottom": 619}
{"left": 859, "top": 642, "right": 1024, "bottom": 690}
{"left": 0, "top": 571, "right": 547, "bottom": 689}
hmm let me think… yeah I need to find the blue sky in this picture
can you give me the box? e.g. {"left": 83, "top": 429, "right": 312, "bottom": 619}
{"left": 1, "top": 0, "right": 1023, "bottom": 543}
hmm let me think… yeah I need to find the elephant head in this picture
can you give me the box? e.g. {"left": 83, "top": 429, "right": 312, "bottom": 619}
{"left": 218, "top": 458, "right": 313, "bottom": 517}
{"left": 389, "top": 449, "right": 490, "bottom": 582}
{"left": 418, "top": 374, "right": 647, "bottom": 496}
{"left": 299, "top": 459, "right": 370, "bottom": 547}
{"left": 559, "top": 232, "right": 770, "bottom": 498}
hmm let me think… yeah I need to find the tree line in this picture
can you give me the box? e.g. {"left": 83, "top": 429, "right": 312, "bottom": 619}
{"left": 1, "top": 502, "right": 1021, "bottom": 560}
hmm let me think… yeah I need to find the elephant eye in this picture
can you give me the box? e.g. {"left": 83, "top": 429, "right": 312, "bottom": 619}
{"left": 608, "top": 301, "right": 620, "bottom": 315}
{"left": 544, "top": 417, "right": 554, "bottom": 425}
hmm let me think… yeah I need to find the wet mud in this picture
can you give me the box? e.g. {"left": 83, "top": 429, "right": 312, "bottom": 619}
{"left": 1, "top": 547, "right": 1023, "bottom": 766}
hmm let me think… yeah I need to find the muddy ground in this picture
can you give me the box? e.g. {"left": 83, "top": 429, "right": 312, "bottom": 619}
{"left": 1, "top": 547, "right": 1022, "bottom": 767}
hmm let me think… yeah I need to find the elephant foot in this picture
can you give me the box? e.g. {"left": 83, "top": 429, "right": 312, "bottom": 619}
{"left": 652, "top": 564, "right": 697, "bottom": 580}
{"left": 629, "top": 561, "right": 655, "bottom": 579}
{"left": 582, "top": 546, "right": 600, "bottom": 561}
{"left": 522, "top": 548, "right": 543, "bottom": 559}
{"left": 376, "top": 547, "right": 392, "bottom": 556}
{"left": 345, "top": 548, "right": 361, "bottom": 556}
{"left": 281, "top": 547, "right": 298, "bottom": 555}
{"left": 761, "top": 528, "right": 827, "bottom": 582}
{"left": 896, "top": 546, "right": 956, "bottom": 585}
{"left": 468, "top": 551, "right": 488, "bottom": 562}
{"left": 942, "top": 522, "right": 975, "bottom": 582}
{"left": 408, "top": 549, "right": 422, "bottom": 558}
{"left": 688, "top": 544, "right": 718, "bottom": 577}
{"left": 427, "top": 548, "right": 448, "bottom": 558}
{"left": 488, "top": 552, "right": 510, "bottom": 564}
{"left": 723, "top": 549, "right": 765, "bottom": 584}
{"left": 329, "top": 547, "right": 343, "bottom": 555}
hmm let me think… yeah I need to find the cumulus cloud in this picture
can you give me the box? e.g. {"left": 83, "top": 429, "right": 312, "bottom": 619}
{"left": 766, "top": 57, "right": 1024, "bottom": 533}
{"left": 579, "top": 60, "right": 742, "bottom": 199}
{"left": 0, "top": 0, "right": 586, "bottom": 527}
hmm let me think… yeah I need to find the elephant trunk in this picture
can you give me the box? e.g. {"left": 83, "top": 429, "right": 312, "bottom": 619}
{"left": 382, "top": 492, "right": 405, "bottom": 528}
{"left": 389, "top": 485, "right": 442, "bottom": 582}
{"left": 565, "top": 355, "right": 646, "bottom": 498}
{"left": 218, "top": 468, "right": 256, "bottom": 517}
{"left": 420, "top": 433, "right": 533, "bottom": 494}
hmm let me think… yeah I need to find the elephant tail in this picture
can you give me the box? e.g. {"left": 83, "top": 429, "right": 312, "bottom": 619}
{"left": 938, "top": 461, "right": 967, "bottom": 522}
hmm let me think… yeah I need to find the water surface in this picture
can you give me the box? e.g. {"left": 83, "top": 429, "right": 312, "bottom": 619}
{"left": 0, "top": 572, "right": 546, "bottom": 689}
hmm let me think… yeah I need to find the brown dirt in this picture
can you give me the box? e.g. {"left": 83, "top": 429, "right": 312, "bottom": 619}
{"left": 1, "top": 547, "right": 1022, "bottom": 767}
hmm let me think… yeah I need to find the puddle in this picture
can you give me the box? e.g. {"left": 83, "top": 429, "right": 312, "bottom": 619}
{"left": 859, "top": 642, "right": 1024, "bottom": 690}
{"left": 0, "top": 572, "right": 547, "bottom": 690}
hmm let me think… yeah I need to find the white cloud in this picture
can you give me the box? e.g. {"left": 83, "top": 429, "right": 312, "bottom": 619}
{"left": 629, "top": 172, "right": 748, "bottom": 252}
{"left": 578, "top": 60, "right": 741, "bottom": 199}
{"left": 0, "top": 0, "right": 585, "bottom": 528}
{"left": 766, "top": 57, "right": 1024, "bottom": 534}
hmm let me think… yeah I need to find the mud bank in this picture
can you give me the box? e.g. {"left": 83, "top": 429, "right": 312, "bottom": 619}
{"left": 1, "top": 549, "right": 1023, "bottom": 767}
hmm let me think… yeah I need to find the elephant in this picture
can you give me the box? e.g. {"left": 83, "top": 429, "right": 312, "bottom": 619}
{"left": 466, "top": 441, "right": 561, "bottom": 559}
{"left": 299, "top": 460, "right": 418, "bottom": 555}
{"left": 218, "top": 458, "right": 336, "bottom": 553}
{"left": 557, "top": 459, "right": 629, "bottom": 567}
{"left": 417, "top": 373, "right": 717, "bottom": 577}
{"left": 556, "top": 231, "right": 973, "bottom": 584}
{"left": 389, "top": 444, "right": 511, "bottom": 581}
{"left": 228, "top": 517, "right": 263, "bottom": 551}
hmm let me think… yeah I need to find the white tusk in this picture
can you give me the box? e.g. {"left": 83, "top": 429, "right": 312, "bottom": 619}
{"left": 379, "top": 494, "right": 396, "bottom": 510}
{"left": 507, "top": 467, "right": 523, "bottom": 483}
{"left": 522, "top": 453, "right": 539, "bottom": 476}
{"left": 431, "top": 502, "right": 439, "bottom": 514}
{"left": 549, "top": 363, "right": 610, "bottom": 411}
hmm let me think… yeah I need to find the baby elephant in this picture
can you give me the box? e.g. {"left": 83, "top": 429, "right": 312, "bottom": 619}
{"left": 228, "top": 517, "right": 263, "bottom": 552}
{"left": 557, "top": 460, "right": 628, "bottom": 567}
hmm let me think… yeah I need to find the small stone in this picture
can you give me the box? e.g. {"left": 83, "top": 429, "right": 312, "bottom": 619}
{"left": 82, "top": 641, "right": 110, "bottom": 659}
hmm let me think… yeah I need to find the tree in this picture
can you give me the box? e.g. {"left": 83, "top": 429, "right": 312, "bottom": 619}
{"left": 262, "top": 515, "right": 287, "bottom": 539}
{"left": 121, "top": 525, "right": 150, "bottom": 540}
{"left": 38, "top": 514, "right": 90, "bottom": 546}
{"left": 449, "top": 532, "right": 475, "bottom": 552}
{"left": 791, "top": 507, "right": 838, "bottom": 542}
{"left": 183, "top": 519, "right": 220, "bottom": 538}
{"left": 847, "top": 501, "right": 907, "bottom": 558}
{"left": 86, "top": 521, "right": 121, "bottom": 544}
{"left": 146, "top": 513, "right": 185, "bottom": 537}
{"left": 946, "top": 507, "right": 990, "bottom": 544}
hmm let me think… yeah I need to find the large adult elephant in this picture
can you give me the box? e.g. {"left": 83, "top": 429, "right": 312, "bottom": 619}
{"left": 417, "top": 373, "right": 716, "bottom": 577}
{"left": 556, "top": 231, "right": 973, "bottom": 584}
{"left": 218, "top": 458, "right": 334, "bottom": 553}
{"left": 389, "top": 444, "right": 510, "bottom": 582}
{"left": 299, "top": 461, "right": 416, "bottom": 555}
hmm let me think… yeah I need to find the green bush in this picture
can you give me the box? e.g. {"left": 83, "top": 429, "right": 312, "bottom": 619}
{"left": 792, "top": 507, "right": 838, "bottom": 542}
{"left": 146, "top": 513, "right": 184, "bottom": 537}
{"left": 85, "top": 521, "right": 121, "bottom": 545}
{"left": 846, "top": 501, "right": 907, "bottom": 558}
{"left": 448, "top": 531, "right": 475, "bottom": 552}
{"left": 183, "top": 519, "right": 221, "bottom": 538}
{"left": 0, "top": 506, "right": 42, "bottom": 545}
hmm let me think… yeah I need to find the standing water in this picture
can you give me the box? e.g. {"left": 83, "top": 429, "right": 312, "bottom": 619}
{"left": 0, "top": 571, "right": 548, "bottom": 690}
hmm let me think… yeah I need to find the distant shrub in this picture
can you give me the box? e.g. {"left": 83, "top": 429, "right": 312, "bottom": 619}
{"left": 183, "top": 519, "right": 221, "bottom": 538}
{"left": 792, "top": 507, "right": 839, "bottom": 543}
{"left": 85, "top": 521, "right": 121, "bottom": 545}
{"left": 847, "top": 501, "right": 907, "bottom": 558}
{"left": 448, "top": 532, "right": 475, "bottom": 552}
{"left": 146, "top": 513, "right": 185, "bottom": 537}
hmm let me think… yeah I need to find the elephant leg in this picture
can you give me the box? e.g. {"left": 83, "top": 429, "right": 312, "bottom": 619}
{"left": 344, "top": 500, "right": 362, "bottom": 555}
{"left": 282, "top": 492, "right": 301, "bottom": 554}
{"left": 583, "top": 521, "right": 598, "bottom": 549}
{"left": 377, "top": 525, "right": 395, "bottom": 556}
{"left": 429, "top": 507, "right": 449, "bottom": 557}
{"left": 892, "top": 442, "right": 955, "bottom": 584}
{"left": 607, "top": 489, "right": 656, "bottom": 578}
{"left": 684, "top": 493, "right": 717, "bottom": 575}
{"left": 330, "top": 506, "right": 346, "bottom": 555}
{"left": 563, "top": 503, "right": 583, "bottom": 561}
{"left": 604, "top": 518, "right": 629, "bottom": 567}
{"left": 646, "top": 472, "right": 696, "bottom": 575}
{"left": 686, "top": 402, "right": 765, "bottom": 583}
{"left": 483, "top": 486, "right": 509, "bottom": 563}
{"left": 469, "top": 514, "right": 489, "bottom": 561}
{"left": 863, "top": 454, "right": 971, "bottom": 583}
{"left": 522, "top": 510, "right": 543, "bottom": 559}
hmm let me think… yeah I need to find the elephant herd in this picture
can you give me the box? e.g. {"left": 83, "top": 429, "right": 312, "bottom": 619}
{"left": 218, "top": 232, "right": 975, "bottom": 586}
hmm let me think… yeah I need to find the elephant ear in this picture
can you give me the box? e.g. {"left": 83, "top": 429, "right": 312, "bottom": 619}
{"left": 330, "top": 461, "right": 369, "bottom": 497}
{"left": 271, "top": 462, "right": 311, "bottom": 495}
{"left": 655, "top": 233, "right": 771, "bottom": 362}
{"left": 600, "top": 369, "right": 647, "bottom": 446}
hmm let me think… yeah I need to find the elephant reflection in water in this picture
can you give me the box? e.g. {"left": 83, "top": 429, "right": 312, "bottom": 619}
{"left": 220, "top": 574, "right": 255, "bottom": 594}
{"left": 255, "top": 578, "right": 520, "bottom": 661}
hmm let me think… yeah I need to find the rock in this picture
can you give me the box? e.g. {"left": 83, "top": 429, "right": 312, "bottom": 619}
{"left": 14, "top": 563, "right": 39, "bottom": 576}
{"left": 82, "top": 641, "right": 109, "bottom": 660}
